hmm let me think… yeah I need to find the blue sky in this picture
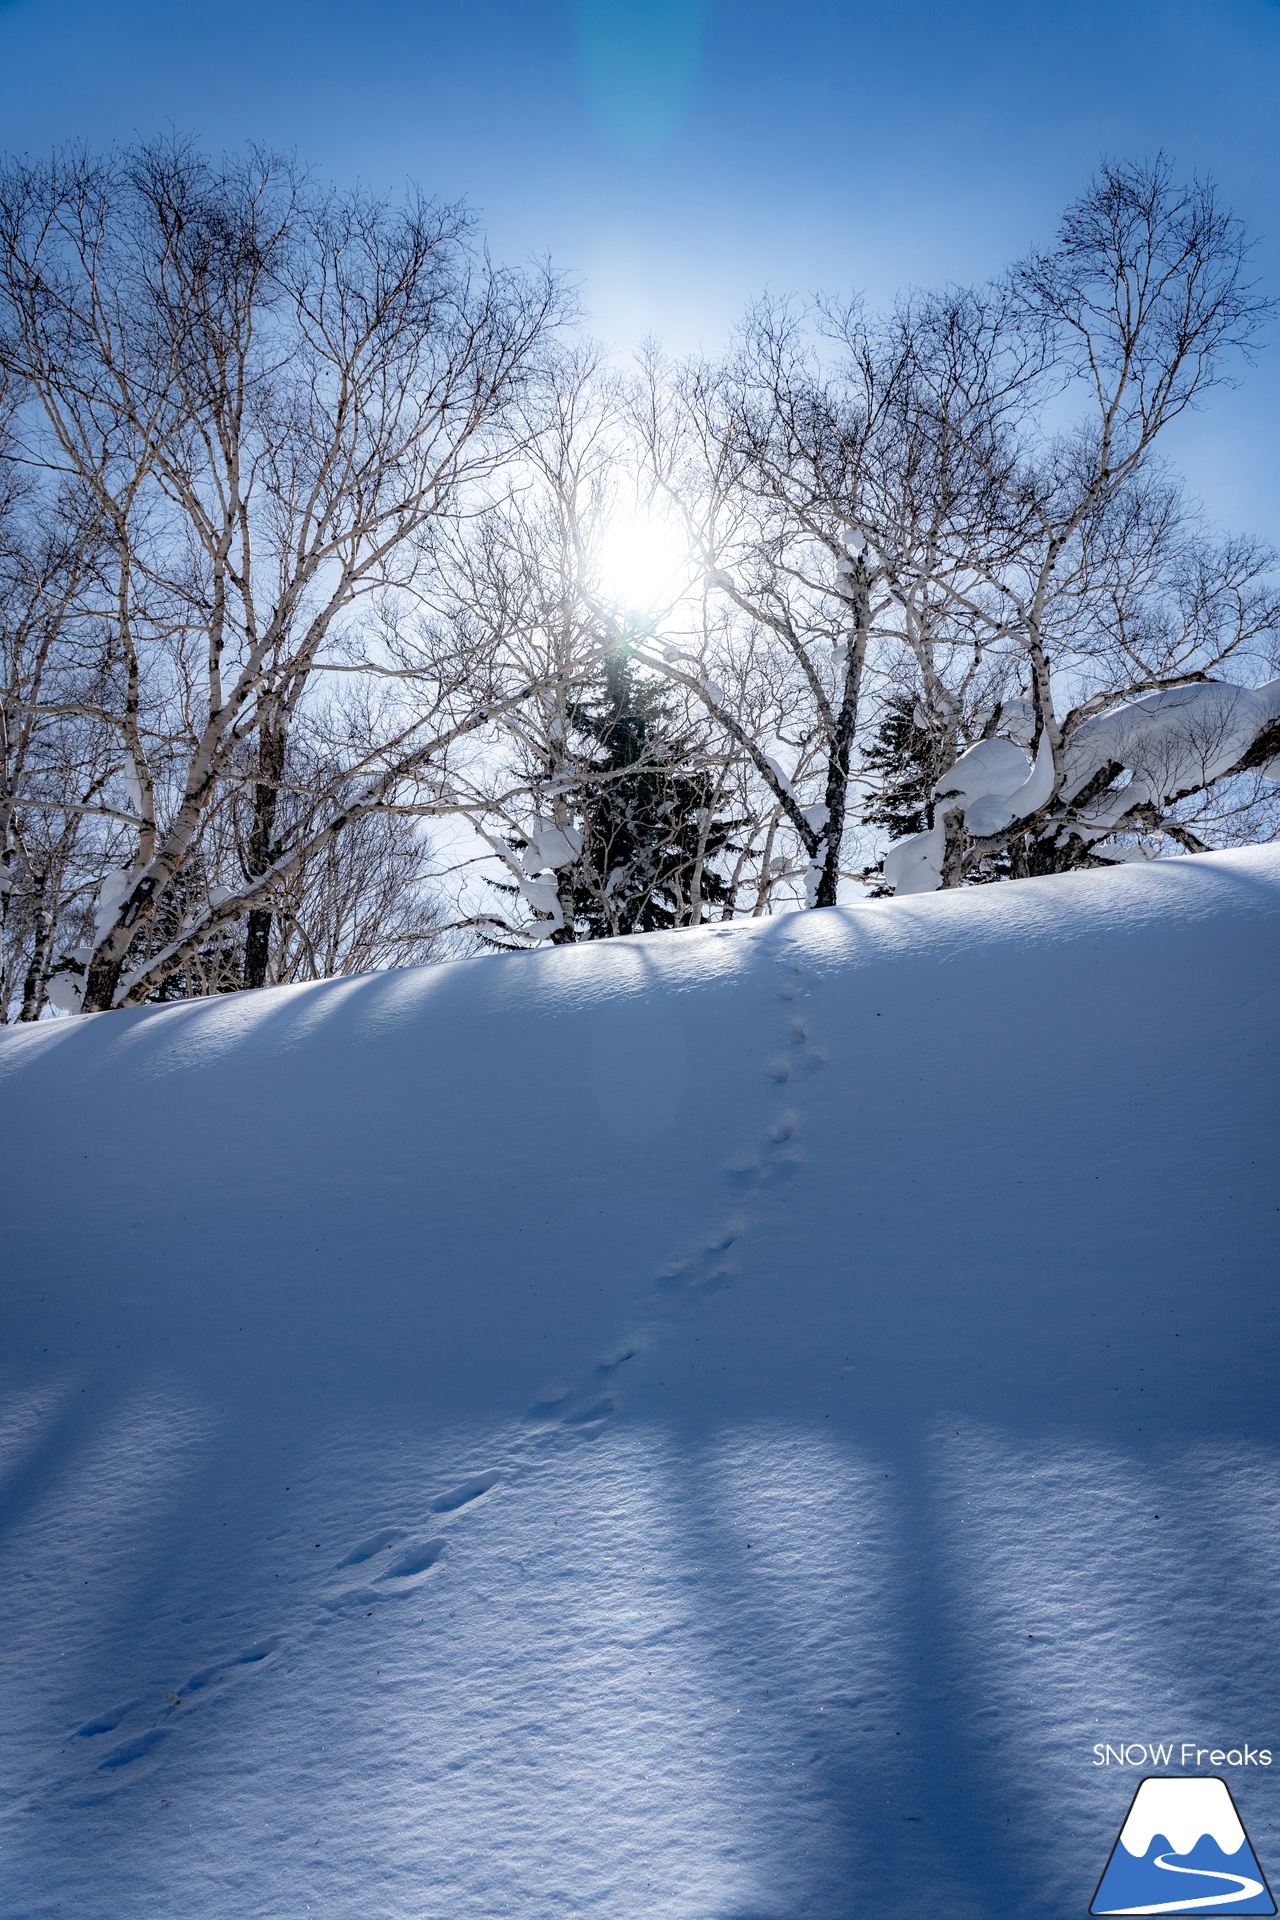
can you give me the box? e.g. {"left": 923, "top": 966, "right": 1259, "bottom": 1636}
{"left": 1, "top": 0, "right": 1279, "bottom": 536}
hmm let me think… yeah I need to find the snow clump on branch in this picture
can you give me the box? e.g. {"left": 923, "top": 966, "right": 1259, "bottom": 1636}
{"left": 883, "top": 679, "right": 1280, "bottom": 894}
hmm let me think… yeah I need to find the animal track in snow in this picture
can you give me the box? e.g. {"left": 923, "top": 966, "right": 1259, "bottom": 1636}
{"left": 67, "top": 1636, "right": 284, "bottom": 1791}
{"left": 597, "top": 1333, "right": 648, "bottom": 1371}
{"left": 75, "top": 1702, "right": 139, "bottom": 1739}
{"left": 524, "top": 1327, "right": 652, "bottom": 1426}
{"left": 73, "top": 925, "right": 828, "bottom": 1767}
{"left": 325, "top": 1529, "right": 448, "bottom": 1607}
{"left": 432, "top": 1471, "right": 500, "bottom": 1513}
{"left": 376, "top": 1538, "right": 447, "bottom": 1586}
{"left": 767, "top": 1047, "right": 827, "bottom": 1083}
{"left": 563, "top": 1392, "right": 621, "bottom": 1428}
{"left": 67, "top": 1475, "right": 497, "bottom": 1789}
{"left": 334, "top": 1527, "right": 407, "bottom": 1567}
{"left": 64, "top": 928, "right": 832, "bottom": 1797}
{"left": 529, "top": 1382, "right": 574, "bottom": 1416}
{"left": 98, "top": 1727, "right": 168, "bottom": 1772}
{"left": 723, "top": 1147, "right": 763, "bottom": 1178}
{"left": 182, "top": 1637, "right": 280, "bottom": 1694}
{"left": 529, "top": 931, "right": 829, "bottom": 1433}
{"left": 673, "top": 942, "right": 821, "bottom": 1270}
{"left": 323, "top": 1468, "right": 498, "bottom": 1619}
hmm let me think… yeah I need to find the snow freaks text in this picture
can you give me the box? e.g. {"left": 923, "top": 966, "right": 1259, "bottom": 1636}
{"left": 1093, "top": 1745, "right": 1274, "bottom": 1768}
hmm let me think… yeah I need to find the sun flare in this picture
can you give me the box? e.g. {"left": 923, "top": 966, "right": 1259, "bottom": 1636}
{"left": 596, "top": 511, "right": 687, "bottom": 616}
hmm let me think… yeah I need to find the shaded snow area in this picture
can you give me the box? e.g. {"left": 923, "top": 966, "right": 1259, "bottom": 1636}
{"left": 3, "top": 848, "right": 1279, "bottom": 1920}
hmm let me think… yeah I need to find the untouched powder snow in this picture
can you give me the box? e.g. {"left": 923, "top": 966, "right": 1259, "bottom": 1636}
{"left": 2, "top": 847, "right": 1279, "bottom": 1919}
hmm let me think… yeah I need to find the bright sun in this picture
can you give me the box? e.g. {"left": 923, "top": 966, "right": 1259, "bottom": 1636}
{"left": 596, "top": 512, "right": 687, "bottom": 616}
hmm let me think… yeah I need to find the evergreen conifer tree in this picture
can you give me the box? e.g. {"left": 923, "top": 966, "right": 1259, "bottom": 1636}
{"left": 859, "top": 696, "right": 944, "bottom": 894}
{"left": 488, "top": 645, "right": 745, "bottom": 944}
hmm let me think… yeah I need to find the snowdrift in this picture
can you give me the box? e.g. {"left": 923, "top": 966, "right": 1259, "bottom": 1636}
{"left": 2, "top": 848, "right": 1278, "bottom": 1919}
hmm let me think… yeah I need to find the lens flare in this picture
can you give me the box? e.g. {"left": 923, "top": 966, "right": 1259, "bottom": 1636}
{"left": 596, "top": 513, "right": 686, "bottom": 615}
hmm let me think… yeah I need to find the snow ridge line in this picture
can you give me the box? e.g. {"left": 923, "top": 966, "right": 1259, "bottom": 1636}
{"left": 47, "top": 929, "right": 828, "bottom": 1801}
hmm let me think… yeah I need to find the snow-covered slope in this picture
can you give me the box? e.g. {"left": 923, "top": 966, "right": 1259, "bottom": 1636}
{"left": 2, "top": 849, "right": 1278, "bottom": 1920}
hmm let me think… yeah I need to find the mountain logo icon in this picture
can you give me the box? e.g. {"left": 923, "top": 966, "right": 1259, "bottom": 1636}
{"left": 1091, "top": 1777, "right": 1276, "bottom": 1915}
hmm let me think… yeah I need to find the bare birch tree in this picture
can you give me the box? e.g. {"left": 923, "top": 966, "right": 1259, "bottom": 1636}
{"left": 0, "top": 139, "right": 572, "bottom": 1010}
{"left": 0, "top": 382, "right": 116, "bottom": 1020}
{"left": 635, "top": 159, "right": 1280, "bottom": 900}
{"left": 629, "top": 285, "right": 1043, "bottom": 906}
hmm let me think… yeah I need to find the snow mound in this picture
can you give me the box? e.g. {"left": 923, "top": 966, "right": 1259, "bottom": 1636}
{"left": 2, "top": 848, "right": 1279, "bottom": 1919}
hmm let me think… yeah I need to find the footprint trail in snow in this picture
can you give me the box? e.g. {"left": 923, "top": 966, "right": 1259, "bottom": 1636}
{"left": 524, "top": 931, "right": 827, "bottom": 1435}
{"left": 55, "top": 927, "right": 827, "bottom": 1798}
